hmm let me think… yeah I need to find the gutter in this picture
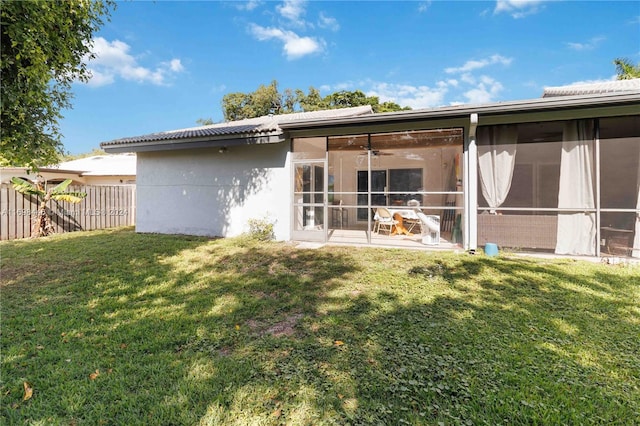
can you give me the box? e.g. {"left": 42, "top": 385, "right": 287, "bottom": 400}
{"left": 102, "top": 132, "right": 285, "bottom": 153}
{"left": 279, "top": 92, "right": 640, "bottom": 130}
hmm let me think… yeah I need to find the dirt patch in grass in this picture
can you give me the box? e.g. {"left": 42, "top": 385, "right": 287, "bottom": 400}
{"left": 247, "top": 313, "right": 304, "bottom": 337}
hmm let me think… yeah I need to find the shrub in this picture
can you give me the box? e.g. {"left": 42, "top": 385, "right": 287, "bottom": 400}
{"left": 246, "top": 217, "right": 275, "bottom": 241}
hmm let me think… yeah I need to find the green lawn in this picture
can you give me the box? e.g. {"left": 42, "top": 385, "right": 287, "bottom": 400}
{"left": 1, "top": 228, "right": 639, "bottom": 425}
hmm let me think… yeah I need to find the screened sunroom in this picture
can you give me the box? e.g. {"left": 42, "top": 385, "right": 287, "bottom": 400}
{"left": 284, "top": 93, "right": 640, "bottom": 259}
{"left": 477, "top": 115, "right": 640, "bottom": 257}
{"left": 291, "top": 128, "right": 464, "bottom": 248}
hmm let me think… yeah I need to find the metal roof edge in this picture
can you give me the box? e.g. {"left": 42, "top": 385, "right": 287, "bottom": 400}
{"left": 103, "top": 133, "right": 285, "bottom": 153}
{"left": 279, "top": 92, "right": 640, "bottom": 130}
{"left": 101, "top": 106, "right": 375, "bottom": 150}
{"left": 1, "top": 167, "right": 85, "bottom": 175}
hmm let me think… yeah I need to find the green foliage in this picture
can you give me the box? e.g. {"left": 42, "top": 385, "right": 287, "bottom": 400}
{"left": 295, "top": 86, "right": 326, "bottom": 111}
{"left": 1, "top": 229, "right": 639, "bottom": 424}
{"left": 9, "top": 177, "right": 44, "bottom": 197}
{"left": 222, "top": 80, "right": 284, "bottom": 121}
{"left": 62, "top": 148, "right": 107, "bottom": 161}
{"left": 221, "top": 81, "right": 412, "bottom": 121}
{"left": 1, "top": 0, "right": 113, "bottom": 170}
{"left": 195, "top": 117, "right": 215, "bottom": 126}
{"left": 10, "top": 177, "right": 86, "bottom": 237}
{"left": 614, "top": 58, "right": 640, "bottom": 80}
{"left": 377, "top": 100, "right": 412, "bottom": 113}
{"left": 245, "top": 217, "right": 276, "bottom": 241}
{"left": 10, "top": 177, "right": 86, "bottom": 203}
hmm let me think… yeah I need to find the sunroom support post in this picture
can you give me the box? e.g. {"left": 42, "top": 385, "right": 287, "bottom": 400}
{"left": 595, "top": 119, "right": 601, "bottom": 257}
{"left": 465, "top": 114, "right": 479, "bottom": 253}
{"left": 367, "top": 135, "right": 372, "bottom": 244}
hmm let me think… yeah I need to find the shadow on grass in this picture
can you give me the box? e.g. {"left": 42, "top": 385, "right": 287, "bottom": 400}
{"left": 1, "top": 230, "right": 638, "bottom": 424}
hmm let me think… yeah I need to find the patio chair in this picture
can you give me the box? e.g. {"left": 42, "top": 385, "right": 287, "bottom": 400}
{"left": 373, "top": 208, "right": 398, "bottom": 235}
{"left": 403, "top": 199, "right": 422, "bottom": 233}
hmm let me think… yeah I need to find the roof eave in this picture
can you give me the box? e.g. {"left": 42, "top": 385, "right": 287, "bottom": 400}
{"left": 279, "top": 92, "right": 640, "bottom": 131}
{"left": 102, "top": 131, "right": 285, "bottom": 153}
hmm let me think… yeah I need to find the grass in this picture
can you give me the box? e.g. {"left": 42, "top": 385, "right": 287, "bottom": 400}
{"left": 1, "top": 227, "right": 639, "bottom": 425}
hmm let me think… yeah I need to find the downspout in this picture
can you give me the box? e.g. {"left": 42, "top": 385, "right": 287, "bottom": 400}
{"left": 465, "top": 113, "right": 479, "bottom": 253}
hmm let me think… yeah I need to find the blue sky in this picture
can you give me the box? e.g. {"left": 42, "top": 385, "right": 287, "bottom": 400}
{"left": 61, "top": 0, "right": 640, "bottom": 154}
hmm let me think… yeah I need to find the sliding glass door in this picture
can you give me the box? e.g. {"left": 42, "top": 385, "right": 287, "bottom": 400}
{"left": 357, "top": 170, "right": 386, "bottom": 221}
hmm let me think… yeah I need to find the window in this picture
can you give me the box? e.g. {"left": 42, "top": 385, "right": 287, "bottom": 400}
{"left": 389, "top": 168, "right": 423, "bottom": 205}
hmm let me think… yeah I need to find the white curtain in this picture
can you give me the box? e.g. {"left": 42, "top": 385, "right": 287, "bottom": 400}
{"left": 555, "top": 120, "right": 596, "bottom": 255}
{"left": 478, "top": 125, "right": 518, "bottom": 213}
{"left": 633, "top": 149, "right": 640, "bottom": 258}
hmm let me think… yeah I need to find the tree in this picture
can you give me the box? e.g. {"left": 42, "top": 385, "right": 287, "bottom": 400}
{"left": 221, "top": 82, "right": 411, "bottom": 121}
{"left": 295, "top": 87, "right": 327, "bottom": 112}
{"left": 377, "top": 101, "right": 412, "bottom": 113}
{"left": 222, "top": 80, "right": 283, "bottom": 121}
{"left": 62, "top": 147, "right": 107, "bottom": 161}
{"left": 1, "top": 0, "right": 113, "bottom": 171}
{"left": 10, "top": 177, "right": 87, "bottom": 238}
{"left": 614, "top": 58, "right": 640, "bottom": 80}
{"left": 196, "top": 118, "right": 215, "bottom": 126}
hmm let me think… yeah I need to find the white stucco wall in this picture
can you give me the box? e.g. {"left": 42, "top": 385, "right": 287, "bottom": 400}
{"left": 136, "top": 143, "right": 291, "bottom": 240}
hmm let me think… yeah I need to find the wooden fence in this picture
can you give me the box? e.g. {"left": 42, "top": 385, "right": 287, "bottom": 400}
{"left": 0, "top": 184, "right": 135, "bottom": 241}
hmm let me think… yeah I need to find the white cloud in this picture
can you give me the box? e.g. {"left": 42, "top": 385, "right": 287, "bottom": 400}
{"left": 211, "top": 84, "right": 227, "bottom": 93}
{"left": 460, "top": 73, "right": 476, "bottom": 85}
{"left": 367, "top": 82, "right": 449, "bottom": 109}
{"left": 277, "top": 0, "right": 306, "bottom": 22}
{"left": 166, "top": 59, "right": 184, "bottom": 72}
{"left": 445, "top": 54, "right": 512, "bottom": 74}
{"left": 316, "top": 72, "right": 507, "bottom": 110}
{"left": 249, "top": 24, "right": 324, "bottom": 59}
{"left": 566, "top": 36, "right": 605, "bottom": 51}
{"left": 494, "top": 0, "right": 546, "bottom": 18}
{"left": 86, "top": 69, "right": 114, "bottom": 87}
{"left": 418, "top": 1, "right": 432, "bottom": 13}
{"left": 462, "top": 76, "right": 504, "bottom": 104}
{"left": 235, "top": 1, "right": 262, "bottom": 11}
{"left": 83, "top": 37, "right": 184, "bottom": 87}
{"left": 318, "top": 12, "right": 339, "bottom": 31}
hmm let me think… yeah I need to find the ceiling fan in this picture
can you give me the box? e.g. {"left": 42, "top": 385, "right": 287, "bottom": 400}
{"left": 357, "top": 150, "right": 394, "bottom": 156}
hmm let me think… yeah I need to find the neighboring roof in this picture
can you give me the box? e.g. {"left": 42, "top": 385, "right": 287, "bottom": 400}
{"left": 0, "top": 154, "right": 136, "bottom": 184}
{"left": 101, "top": 106, "right": 373, "bottom": 152}
{"left": 542, "top": 79, "right": 640, "bottom": 97}
{"left": 53, "top": 153, "right": 136, "bottom": 176}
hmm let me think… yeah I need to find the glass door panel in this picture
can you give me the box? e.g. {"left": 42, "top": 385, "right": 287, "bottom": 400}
{"left": 292, "top": 161, "right": 326, "bottom": 241}
{"left": 357, "top": 170, "right": 386, "bottom": 221}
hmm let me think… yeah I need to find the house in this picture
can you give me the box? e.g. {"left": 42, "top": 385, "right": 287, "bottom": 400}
{"left": 101, "top": 82, "right": 640, "bottom": 258}
{"left": 1, "top": 153, "right": 136, "bottom": 185}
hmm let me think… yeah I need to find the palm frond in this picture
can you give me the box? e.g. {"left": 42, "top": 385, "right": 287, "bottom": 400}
{"left": 51, "top": 192, "right": 87, "bottom": 203}
{"left": 614, "top": 58, "right": 640, "bottom": 80}
{"left": 10, "top": 177, "right": 44, "bottom": 197}
{"left": 51, "top": 179, "right": 73, "bottom": 193}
